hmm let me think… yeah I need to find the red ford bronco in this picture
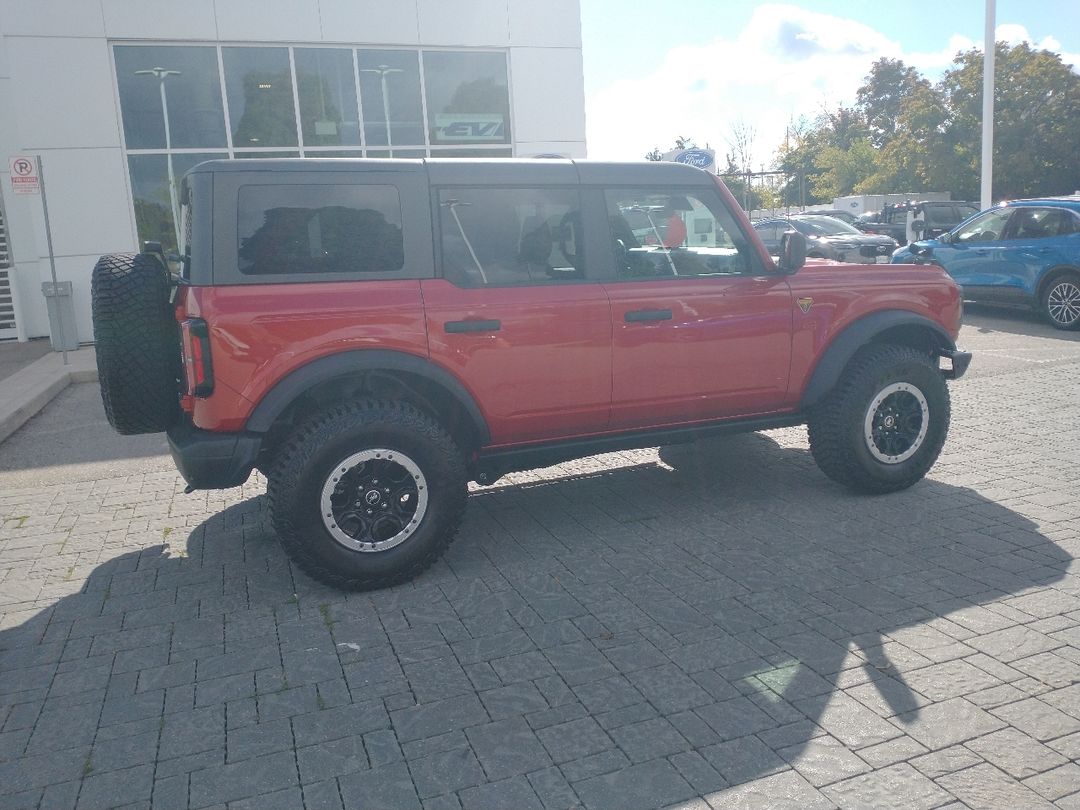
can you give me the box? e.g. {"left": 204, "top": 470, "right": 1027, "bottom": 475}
{"left": 91, "top": 159, "right": 970, "bottom": 590}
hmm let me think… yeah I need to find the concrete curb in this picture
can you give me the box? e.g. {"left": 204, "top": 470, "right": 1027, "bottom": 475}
{"left": 0, "top": 347, "right": 98, "bottom": 445}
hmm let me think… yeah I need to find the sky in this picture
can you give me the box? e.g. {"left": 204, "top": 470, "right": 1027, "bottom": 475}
{"left": 580, "top": 0, "right": 1080, "bottom": 166}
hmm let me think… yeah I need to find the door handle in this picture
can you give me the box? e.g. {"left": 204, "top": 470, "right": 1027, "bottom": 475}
{"left": 444, "top": 319, "right": 501, "bottom": 333}
{"left": 624, "top": 309, "right": 673, "bottom": 322}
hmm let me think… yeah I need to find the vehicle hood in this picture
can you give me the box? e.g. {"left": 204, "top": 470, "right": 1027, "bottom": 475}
{"left": 892, "top": 237, "right": 944, "bottom": 263}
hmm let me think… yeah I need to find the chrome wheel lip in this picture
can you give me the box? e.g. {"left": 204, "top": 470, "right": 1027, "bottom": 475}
{"left": 863, "top": 382, "right": 930, "bottom": 465}
{"left": 1047, "top": 281, "right": 1080, "bottom": 326}
{"left": 319, "top": 448, "right": 428, "bottom": 553}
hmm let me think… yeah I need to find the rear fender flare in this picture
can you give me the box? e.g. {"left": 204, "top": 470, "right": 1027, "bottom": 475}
{"left": 245, "top": 350, "right": 490, "bottom": 444}
{"left": 799, "top": 311, "right": 955, "bottom": 409}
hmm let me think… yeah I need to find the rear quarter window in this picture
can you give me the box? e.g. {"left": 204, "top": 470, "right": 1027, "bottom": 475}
{"left": 237, "top": 184, "right": 403, "bottom": 275}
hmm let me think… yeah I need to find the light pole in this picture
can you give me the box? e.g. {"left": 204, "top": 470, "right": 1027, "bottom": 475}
{"left": 359, "top": 65, "right": 403, "bottom": 155}
{"left": 135, "top": 67, "right": 181, "bottom": 251}
{"left": 980, "top": 0, "right": 996, "bottom": 210}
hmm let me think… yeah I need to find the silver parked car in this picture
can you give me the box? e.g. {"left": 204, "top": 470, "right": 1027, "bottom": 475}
{"left": 754, "top": 215, "right": 898, "bottom": 263}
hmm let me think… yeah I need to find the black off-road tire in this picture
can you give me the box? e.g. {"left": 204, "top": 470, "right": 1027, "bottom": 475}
{"left": 91, "top": 253, "right": 180, "bottom": 434}
{"left": 1041, "top": 271, "right": 1080, "bottom": 330}
{"left": 807, "top": 344, "right": 950, "bottom": 494}
{"left": 267, "top": 400, "right": 468, "bottom": 591}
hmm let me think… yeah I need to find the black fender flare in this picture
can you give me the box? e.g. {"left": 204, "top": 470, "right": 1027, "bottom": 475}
{"left": 799, "top": 310, "right": 956, "bottom": 409}
{"left": 245, "top": 349, "right": 490, "bottom": 444}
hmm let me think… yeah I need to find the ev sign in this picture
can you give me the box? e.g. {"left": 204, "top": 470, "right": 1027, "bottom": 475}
{"left": 433, "top": 114, "right": 505, "bottom": 142}
{"left": 9, "top": 155, "right": 40, "bottom": 195}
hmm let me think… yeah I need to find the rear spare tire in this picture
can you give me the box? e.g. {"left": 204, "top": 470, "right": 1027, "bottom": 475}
{"left": 91, "top": 253, "right": 180, "bottom": 434}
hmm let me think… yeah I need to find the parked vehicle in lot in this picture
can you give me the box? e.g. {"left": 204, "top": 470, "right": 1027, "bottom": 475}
{"left": 893, "top": 196, "right": 1080, "bottom": 330}
{"left": 91, "top": 158, "right": 970, "bottom": 590}
{"left": 753, "top": 215, "right": 897, "bottom": 264}
{"left": 789, "top": 209, "right": 860, "bottom": 226}
{"left": 858, "top": 201, "right": 979, "bottom": 246}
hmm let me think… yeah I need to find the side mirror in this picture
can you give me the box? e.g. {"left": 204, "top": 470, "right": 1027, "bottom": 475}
{"left": 911, "top": 219, "right": 925, "bottom": 234}
{"left": 778, "top": 231, "right": 806, "bottom": 273}
{"left": 937, "top": 231, "right": 952, "bottom": 245}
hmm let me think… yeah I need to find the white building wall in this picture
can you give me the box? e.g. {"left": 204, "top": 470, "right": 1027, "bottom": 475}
{"left": 0, "top": 0, "right": 586, "bottom": 343}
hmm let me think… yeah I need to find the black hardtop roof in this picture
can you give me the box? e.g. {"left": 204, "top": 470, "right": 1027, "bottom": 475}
{"left": 183, "top": 157, "right": 717, "bottom": 187}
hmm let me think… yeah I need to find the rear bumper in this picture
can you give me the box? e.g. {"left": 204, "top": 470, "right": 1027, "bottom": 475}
{"left": 937, "top": 348, "right": 972, "bottom": 380}
{"left": 167, "top": 420, "right": 262, "bottom": 490}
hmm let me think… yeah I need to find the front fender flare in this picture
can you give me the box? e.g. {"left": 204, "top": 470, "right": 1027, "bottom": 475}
{"left": 244, "top": 349, "right": 490, "bottom": 444}
{"left": 799, "top": 311, "right": 956, "bottom": 410}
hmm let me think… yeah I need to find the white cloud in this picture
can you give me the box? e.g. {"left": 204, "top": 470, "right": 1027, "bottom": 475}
{"left": 585, "top": 6, "right": 1078, "bottom": 164}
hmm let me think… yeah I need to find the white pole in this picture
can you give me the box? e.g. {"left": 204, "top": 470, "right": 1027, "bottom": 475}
{"left": 381, "top": 73, "right": 393, "bottom": 155}
{"left": 160, "top": 77, "right": 181, "bottom": 252}
{"left": 136, "top": 68, "right": 182, "bottom": 251}
{"left": 980, "top": 0, "right": 996, "bottom": 210}
{"left": 36, "top": 156, "right": 68, "bottom": 365}
{"left": 361, "top": 66, "right": 402, "bottom": 156}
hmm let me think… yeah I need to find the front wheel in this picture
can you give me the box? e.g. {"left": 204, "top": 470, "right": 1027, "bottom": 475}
{"left": 1041, "top": 272, "right": 1080, "bottom": 330}
{"left": 807, "top": 344, "right": 950, "bottom": 494}
{"left": 267, "top": 400, "right": 468, "bottom": 590}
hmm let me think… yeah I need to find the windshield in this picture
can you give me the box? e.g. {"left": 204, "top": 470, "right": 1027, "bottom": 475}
{"left": 791, "top": 216, "right": 862, "bottom": 236}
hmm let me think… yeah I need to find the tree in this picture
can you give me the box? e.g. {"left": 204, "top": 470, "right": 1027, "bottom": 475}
{"left": 770, "top": 42, "right": 1080, "bottom": 202}
{"left": 644, "top": 136, "right": 697, "bottom": 160}
{"left": 773, "top": 108, "right": 868, "bottom": 204}
{"left": 857, "top": 58, "right": 929, "bottom": 148}
{"left": 857, "top": 80, "right": 955, "bottom": 195}
{"left": 941, "top": 42, "right": 1080, "bottom": 199}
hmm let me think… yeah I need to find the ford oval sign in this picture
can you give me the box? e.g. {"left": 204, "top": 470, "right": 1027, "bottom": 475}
{"left": 674, "top": 148, "right": 714, "bottom": 170}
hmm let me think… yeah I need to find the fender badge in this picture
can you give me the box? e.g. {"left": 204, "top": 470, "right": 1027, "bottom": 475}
{"left": 797, "top": 297, "right": 813, "bottom": 313}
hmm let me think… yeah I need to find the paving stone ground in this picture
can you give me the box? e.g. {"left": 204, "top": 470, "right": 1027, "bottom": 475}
{"left": 1, "top": 307, "right": 1079, "bottom": 810}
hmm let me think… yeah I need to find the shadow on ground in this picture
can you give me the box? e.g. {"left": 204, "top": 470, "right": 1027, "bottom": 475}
{"left": 0, "top": 383, "right": 170, "bottom": 485}
{"left": 0, "top": 433, "right": 1073, "bottom": 809}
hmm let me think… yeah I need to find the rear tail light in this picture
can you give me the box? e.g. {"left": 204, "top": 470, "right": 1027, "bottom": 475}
{"left": 181, "top": 318, "right": 214, "bottom": 397}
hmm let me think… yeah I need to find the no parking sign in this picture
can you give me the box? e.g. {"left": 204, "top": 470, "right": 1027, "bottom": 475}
{"left": 9, "top": 155, "right": 40, "bottom": 195}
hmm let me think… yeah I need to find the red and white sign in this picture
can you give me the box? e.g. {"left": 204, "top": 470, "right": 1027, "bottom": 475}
{"left": 9, "top": 155, "right": 40, "bottom": 195}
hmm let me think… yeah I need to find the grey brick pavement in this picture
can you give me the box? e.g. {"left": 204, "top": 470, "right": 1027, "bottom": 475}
{"left": 2, "top": 316, "right": 1080, "bottom": 809}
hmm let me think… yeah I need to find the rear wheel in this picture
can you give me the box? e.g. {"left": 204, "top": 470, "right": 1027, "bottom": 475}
{"left": 807, "top": 344, "right": 950, "bottom": 494}
{"left": 267, "top": 400, "right": 467, "bottom": 590}
{"left": 1041, "top": 272, "right": 1080, "bottom": 330}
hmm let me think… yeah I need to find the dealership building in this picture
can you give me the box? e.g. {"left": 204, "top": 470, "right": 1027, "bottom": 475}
{"left": 0, "top": 0, "right": 586, "bottom": 343}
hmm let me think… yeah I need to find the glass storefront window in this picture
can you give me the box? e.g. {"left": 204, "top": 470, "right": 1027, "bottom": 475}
{"left": 115, "top": 46, "right": 227, "bottom": 149}
{"left": 232, "top": 151, "right": 301, "bottom": 159}
{"left": 356, "top": 50, "right": 424, "bottom": 148}
{"left": 294, "top": 48, "right": 360, "bottom": 147}
{"left": 423, "top": 51, "right": 510, "bottom": 146}
{"left": 117, "top": 44, "right": 515, "bottom": 254}
{"left": 223, "top": 47, "right": 298, "bottom": 148}
{"left": 430, "top": 148, "right": 514, "bottom": 158}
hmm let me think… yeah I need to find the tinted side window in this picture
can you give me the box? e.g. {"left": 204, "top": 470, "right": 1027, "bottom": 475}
{"left": 437, "top": 188, "right": 584, "bottom": 287}
{"left": 238, "top": 184, "right": 403, "bottom": 275}
{"left": 606, "top": 188, "right": 757, "bottom": 279}
{"left": 1009, "top": 207, "right": 1077, "bottom": 240}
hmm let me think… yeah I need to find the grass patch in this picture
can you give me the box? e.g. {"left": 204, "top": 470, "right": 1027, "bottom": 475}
{"left": 318, "top": 603, "right": 335, "bottom": 629}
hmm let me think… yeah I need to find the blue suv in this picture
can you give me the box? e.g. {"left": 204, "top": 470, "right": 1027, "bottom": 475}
{"left": 892, "top": 197, "right": 1080, "bottom": 329}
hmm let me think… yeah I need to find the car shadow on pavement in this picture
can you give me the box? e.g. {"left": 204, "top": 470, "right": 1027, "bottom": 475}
{"left": 0, "top": 383, "right": 170, "bottom": 480}
{"left": 0, "top": 432, "right": 1074, "bottom": 809}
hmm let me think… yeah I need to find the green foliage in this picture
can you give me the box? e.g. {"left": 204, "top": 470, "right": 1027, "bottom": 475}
{"left": 644, "top": 136, "right": 697, "bottom": 161}
{"left": 770, "top": 45, "right": 1080, "bottom": 202}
